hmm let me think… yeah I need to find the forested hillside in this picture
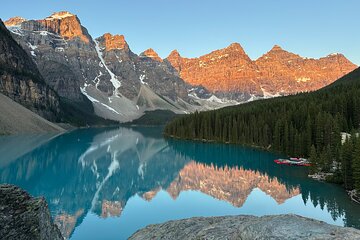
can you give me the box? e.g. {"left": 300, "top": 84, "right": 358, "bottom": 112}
{"left": 164, "top": 67, "right": 360, "bottom": 190}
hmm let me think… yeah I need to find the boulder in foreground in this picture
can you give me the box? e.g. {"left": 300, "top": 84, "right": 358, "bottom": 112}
{"left": 0, "top": 184, "right": 63, "bottom": 240}
{"left": 129, "top": 214, "right": 360, "bottom": 240}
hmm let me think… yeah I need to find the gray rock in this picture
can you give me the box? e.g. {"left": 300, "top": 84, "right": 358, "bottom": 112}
{"left": 0, "top": 184, "right": 63, "bottom": 240}
{"left": 129, "top": 214, "right": 360, "bottom": 240}
{"left": 0, "top": 19, "right": 61, "bottom": 121}
{"left": 5, "top": 13, "right": 235, "bottom": 123}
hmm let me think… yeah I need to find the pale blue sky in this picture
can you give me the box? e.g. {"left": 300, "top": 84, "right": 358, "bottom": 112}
{"left": 1, "top": 0, "right": 359, "bottom": 65}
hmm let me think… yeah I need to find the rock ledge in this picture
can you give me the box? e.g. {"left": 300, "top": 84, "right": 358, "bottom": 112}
{"left": 129, "top": 214, "right": 360, "bottom": 240}
{"left": 0, "top": 184, "right": 63, "bottom": 240}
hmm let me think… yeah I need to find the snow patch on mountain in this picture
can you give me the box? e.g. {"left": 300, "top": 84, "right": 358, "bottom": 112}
{"left": 94, "top": 40, "right": 121, "bottom": 90}
{"left": 80, "top": 84, "right": 99, "bottom": 103}
{"left": 46, "top": 12, "right": 75, "bottom": 20}
{"left": 260, "top": 86, "right": 281, "bottom": 98}
{"left": 207, "top": 95, "right": 225, "bottom": 103}
{"left": 27, "top": 42, "right": 37, "bottom": 50}
{"left": 7, "top": 26, "right": 23, "bottom": 36}
{"left": 80, "top": 84, "right": 120, "bottom": 115}
{"left": 296, "top": 77, "right": 311, "bottom": 83}
{"left": 139, "top": 74, "right": 147, "bottom": 85}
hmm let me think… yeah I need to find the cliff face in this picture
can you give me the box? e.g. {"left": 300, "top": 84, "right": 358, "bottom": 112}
{"left": 0, "top": 184, "right": 63, "bottom": 240}
{"left": 38, "top": 11, "right": 91, "bottom": 43}
{"left": 99, "top": 33, "right": 129, "bottom": 52}
{"left": 5, "top": 13, "right": 219, "bottom": 123}
{"left": 96, "top": 33, "right": 190, "bottom": 101}
{"left": 140, "top": 48, "right": 163, "bottom": 62}
{"left": 0, "top": 19, "right": 60, "bottom": 121}
{"left": 166, "top": 44, "right": 357, "bottom": 98}
{"left": 4, "top": 16, "right": 26, "bottom": 26}
{"left": 255, "top": 45, "right": 357, "bottom": 94}
{"left": 167, "top": 43, "right": 260, "bottom": 95}
{"left": 13, "top": 14, "right": 104, "bottom": 102}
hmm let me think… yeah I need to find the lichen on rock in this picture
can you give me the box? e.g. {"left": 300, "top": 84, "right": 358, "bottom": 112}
{"left": 0, "top": 184, "right": 63, "bottom": 240}
{"left": 129, "top": 214, "right": 360, "bottom": 240}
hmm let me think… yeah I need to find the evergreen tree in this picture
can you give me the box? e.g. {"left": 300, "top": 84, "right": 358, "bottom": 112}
{"left": 164, "top": 67, "right": 360, "bottom": 191}
{"left": 352, "top": 139, "right": 360, "bottom": 191}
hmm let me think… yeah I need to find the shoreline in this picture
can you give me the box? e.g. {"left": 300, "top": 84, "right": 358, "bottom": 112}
{"left": 165, "top": 134, "right": 360, "bottom": 204}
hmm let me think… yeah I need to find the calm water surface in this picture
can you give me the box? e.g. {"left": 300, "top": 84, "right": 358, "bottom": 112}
{"left": 0, "top": 127, "right": 359, "bottom": 239}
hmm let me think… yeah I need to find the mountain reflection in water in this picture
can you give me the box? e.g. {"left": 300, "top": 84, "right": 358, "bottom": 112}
{"left": 167, "top": 161, "right": 300, "bottom": 207}
{"left": 0, "top": 127, "right": 360, "bottom": 239}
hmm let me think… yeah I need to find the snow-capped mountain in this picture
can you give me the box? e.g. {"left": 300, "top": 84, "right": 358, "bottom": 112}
{"left": 4, "top": 12, "right": 232, "bottom": 122}
{"left": 3, "top": 12, "right": 357, "bottom": 122}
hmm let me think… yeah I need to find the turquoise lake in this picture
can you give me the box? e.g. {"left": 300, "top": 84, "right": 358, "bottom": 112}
{"left": 0, "top": 127, "right": 359, "bottom": 239}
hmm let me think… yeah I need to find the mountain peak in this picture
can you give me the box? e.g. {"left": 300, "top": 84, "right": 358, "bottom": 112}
{"left": 225, "top": 42, "right": 245, "bottom": 52}
{"left": 140, "top": 48, "right": 162, "bottom": 62}
{"left": 270, "top": 45, "right": 284, "bottom": 51}
{"left": 46, "top": 11, "right": 75, "bottom": 20}
{"left": 257, "top": 44, "right": 299, "bottom": 61}
{"left": 4, "top": 17, "right": 27, "bottom": 26}
{"left": 37, "top": 11, "right": 91, "bottom": 43}
{"left": 98, "top": 33, "right": 129, "bottom": 51}
{"left": 326, "top": 53, "right": 344, "bottom": 58}
{"left": 168, "top": 50, "right": 181, "bottom": 58}
{"left": 166, "top": 50, "right": 183, "bottom": 71}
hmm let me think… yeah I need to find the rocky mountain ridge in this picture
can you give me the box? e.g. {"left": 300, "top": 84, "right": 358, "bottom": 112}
{"left": 4, "top": 11, "right": 357, "bottom": 122}
{"left": 5, "top": 12, "right": 231, "bottom": 122}
{"left": 0, "top": 19, "right": 61, "bottom": 121}
{"left": 3, "top": 16, "right": 26, "bottom": 26}
{"left": 166, "top": 43, "right": 357, "bottom": 99}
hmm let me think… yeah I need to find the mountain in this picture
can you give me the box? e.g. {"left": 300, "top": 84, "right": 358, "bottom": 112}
{"left": 166, "top": 44, "right": 357, "bottom": 100}
{"left": 166, "top": 43, "right": 260, "bottom": 100}
{"left": 0, "top": 19, "right": 61, "bottom": 121}
{"left": 164, "top": 67, "right": 360, "bottom": 192}
{"left": 1, "top": 17, "right": 114, "bottom": 127}
{"left": 165, "top": 66, "right": 360, "bottom": 149}
{"left": 140, "top": 48, "right": 163, "bottom": 62}
{"left": 5, "top": 12, "right": 230, "bottom": 123}
{"left": 255, "top": 45, "right": 357, "bottom": 94}
{"left": 4, "top": 11, "right": 357, "bottom": 122}
{"left": 3, "top": 16, "right": 26, "bottom": 26}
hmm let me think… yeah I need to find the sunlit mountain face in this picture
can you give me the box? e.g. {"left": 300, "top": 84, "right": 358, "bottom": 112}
{"left": 1, "top": 127, "right": 360, "bottom": 239}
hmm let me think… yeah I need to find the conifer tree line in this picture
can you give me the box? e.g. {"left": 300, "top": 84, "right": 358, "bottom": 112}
{"left": 164, "top": 68, "right": 360, "bottom": 190}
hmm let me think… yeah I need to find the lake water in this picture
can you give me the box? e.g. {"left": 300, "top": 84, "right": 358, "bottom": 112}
{"left": 0, "top": 127, "right": 359, "bottom": 239}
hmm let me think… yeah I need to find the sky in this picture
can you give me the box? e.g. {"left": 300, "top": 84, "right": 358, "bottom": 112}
{"left": 1, "top": 0, "right": 359, "bottom": 65}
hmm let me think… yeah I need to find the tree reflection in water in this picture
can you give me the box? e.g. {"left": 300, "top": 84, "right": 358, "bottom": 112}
{"left": 0, "top": 127, "right": 359, "bottom": 239}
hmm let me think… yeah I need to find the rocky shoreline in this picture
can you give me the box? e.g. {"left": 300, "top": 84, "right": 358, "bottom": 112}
{"left": 308, "top": 172, "right": 360, "bottom": 205}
